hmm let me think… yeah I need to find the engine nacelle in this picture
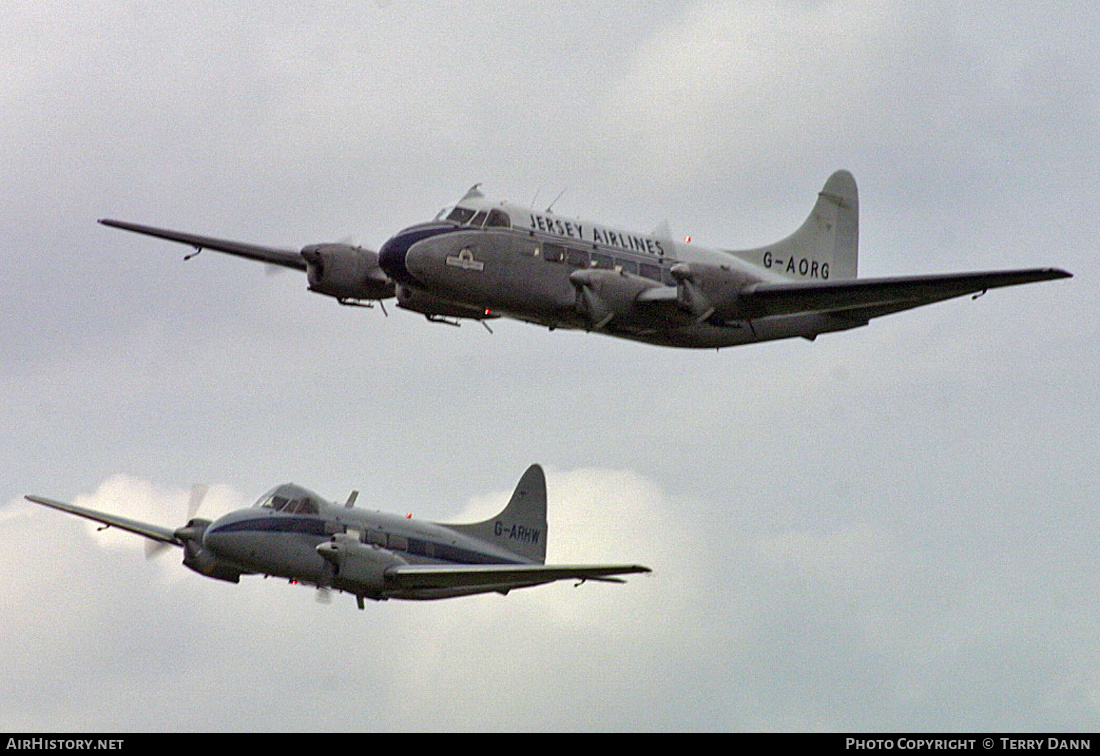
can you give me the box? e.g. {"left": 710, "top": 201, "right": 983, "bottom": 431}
{"left": 569, "top": 268, "right": 661, "bottom": 329}
{"left": 670, "top": 263, "right": 752, "bottom": 322}
{"left": 316, "top": 533, "right": 407, "bottom": 598}
{"left": 395, "top": 283, "right": 496, "bottom": 321}
{"left": 302, "top": 243, "right": 395, "bottom": 301}
{"left": 179, "top": 519, "right": 241, "bottom": 583}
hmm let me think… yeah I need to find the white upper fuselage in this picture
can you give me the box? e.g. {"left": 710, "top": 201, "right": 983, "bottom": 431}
{"left": 444, "top": 186, "right": 787, "bottom": 283}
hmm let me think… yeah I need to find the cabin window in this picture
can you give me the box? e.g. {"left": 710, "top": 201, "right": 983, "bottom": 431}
{"left": 616, "top": 258, "right": 640, "bottom": 275}
{"left": 639, "top": 263, "right": 663, "bottom": 282}
{"left": 470, "top": 211, "right": 488, "bottom": 227}
{"left": 565, "top": 248, "right": 589, "bottom": 268}
{"left": 446, "top": 206, "right": 476, "bottom": 225}
{"left": 542, "top": 243, "right": 565, "bottom": 262}
{"left": 590, "top": 253, "right": 614, "bottom": 270}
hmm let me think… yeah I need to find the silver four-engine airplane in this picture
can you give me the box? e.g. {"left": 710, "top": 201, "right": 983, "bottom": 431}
{"left": 100, "top": 170, "right": 1070, "bottom": 348}
{"left": 26, "top": 465, "right": 649, "bottom": 608}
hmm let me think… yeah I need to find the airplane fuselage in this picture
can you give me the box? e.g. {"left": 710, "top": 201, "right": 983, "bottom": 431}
{"left": 199, "top": 484, "right": 535, "bottom": 601}
{"left": 376, "top": 185, "right": 861, "bottom": 348}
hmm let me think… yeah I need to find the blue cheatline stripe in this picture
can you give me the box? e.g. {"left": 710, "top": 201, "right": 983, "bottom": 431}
{"left": 378, "top": 224, "right": 460, "bottom": 284}
{"left": 207, "top": 516, "right": 526, "bottom": 566}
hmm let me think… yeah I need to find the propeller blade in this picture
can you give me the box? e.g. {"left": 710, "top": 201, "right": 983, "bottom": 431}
{"left": 145, "top": 540, "right": 172, "bottom": 560}
{"left": 186, "top": 484, "right": 209, "bottom": 521}
{"left": 146, "top": 484, "right": 206, "bottom": 560}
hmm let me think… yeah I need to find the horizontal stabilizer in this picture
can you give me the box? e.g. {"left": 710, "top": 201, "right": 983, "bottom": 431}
{"left": 100, "top": 219, "right": 307, "bottom": 271}
{"left": 385, "top": 563, "right": 651, "bottom": 592}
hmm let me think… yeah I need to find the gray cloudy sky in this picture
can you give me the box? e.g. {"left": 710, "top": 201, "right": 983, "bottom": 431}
{"left": 2, "top": 0, "right": 1097, "bottom": 732}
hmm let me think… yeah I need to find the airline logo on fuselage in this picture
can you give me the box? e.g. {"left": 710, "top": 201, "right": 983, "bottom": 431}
{"left": 446, "top": 247, "right": 485, "bottom": 271}
{"left": 526, "top": 213, "right": 666, "bottom": 257}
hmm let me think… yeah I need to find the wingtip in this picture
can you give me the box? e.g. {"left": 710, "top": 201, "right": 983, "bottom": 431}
{"left": 1038, "top": 267, "right": 1073, "bottom": 281}
{"left": 24, "top": 494, "right": 64, "bottom": 509}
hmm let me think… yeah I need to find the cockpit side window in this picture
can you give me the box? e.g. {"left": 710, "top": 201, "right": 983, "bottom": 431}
{"left": 446, "top": 206, "right": 476, "bottom": 225}
{"left": 486, "top": 209, "right": 511, "bottom": 228}
{"left": 283, "top": 499, "right": 319, "bottom": 517}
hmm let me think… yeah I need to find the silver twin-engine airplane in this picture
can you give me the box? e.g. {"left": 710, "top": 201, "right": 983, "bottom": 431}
{"left": 100, "top": 170, "right": 1070, "bottom": 349}
{"left": 25, "top": 465, "right": 648, "bottom": 608}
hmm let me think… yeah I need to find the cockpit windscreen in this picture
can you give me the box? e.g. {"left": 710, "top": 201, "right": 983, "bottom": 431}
{"left": 253, "top": 484, "right": 321, "bottom": 514}
{"left": 445, "top": 206, "right": 510, "bottom": 228}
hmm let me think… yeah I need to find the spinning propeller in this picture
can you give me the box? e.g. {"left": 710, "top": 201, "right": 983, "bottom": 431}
{"left": 145, "top": 483, "right": 209, "bottom": 560}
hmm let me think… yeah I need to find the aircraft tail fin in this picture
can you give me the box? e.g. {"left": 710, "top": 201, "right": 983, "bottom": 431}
{"left": 728, "top": 169, "right": 858, "bottom": 281}
{"left": 447, "top": 465, "right": 548, "bottom": 564}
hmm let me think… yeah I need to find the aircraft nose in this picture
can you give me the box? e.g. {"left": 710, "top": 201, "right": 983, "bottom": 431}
{"left": 378, "top": 235, "right": 414, "bottom": 284}
{"left": 199, "top": 514, "right": 230, "bottom": 553}
{"left": 378, "top": 224, "right": 457, "bottom": 285}
{"left": 201, "top": 511, "right": 254, "bottom": 562}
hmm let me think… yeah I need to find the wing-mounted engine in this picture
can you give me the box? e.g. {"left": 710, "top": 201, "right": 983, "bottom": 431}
{"left": 301, "top": 243, "right": 395, "bottom": 303}
{"left": 670, "top": 263, "right": 753, "bottom": 323}
{"left": 176, "top": 518, "right": 242, "bottom": 584}
{"left": 569, "top": 268, "right": 664, "bottom": 330}
{"left": 316, "top": 533, "right": 408, "bottom": 600}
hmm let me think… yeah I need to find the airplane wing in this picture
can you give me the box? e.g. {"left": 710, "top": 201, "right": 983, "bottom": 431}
{"left": 99, "top": 219, "right": 307, "bottom": 271}
{"left": 24, "top": 495, "right": 180, "bottom": 546}
{"left": 385, "top": 563, "right": 651, "bottom": 593}
{"left": 738, "top": 268, "right": 1072, "bottom": 322}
